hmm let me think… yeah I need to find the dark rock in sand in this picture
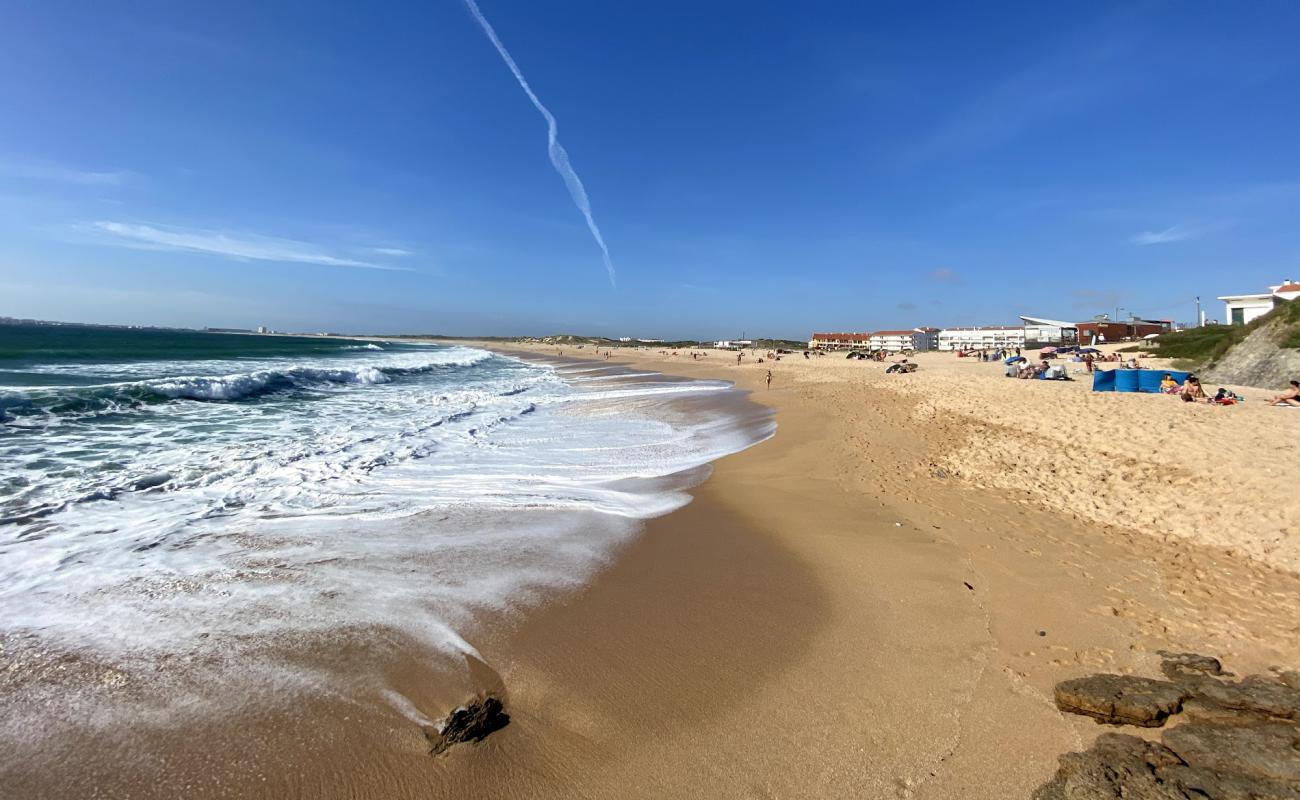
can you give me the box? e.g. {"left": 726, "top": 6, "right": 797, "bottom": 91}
{"left": 1031, "top": 733, "right": 1187, "bottom": 800}
{"left": 1033, "top": 731, "right": 1300, "bottom": 800}
{"left": 1054, "top": 674, "right": 1189, "bottom": 727}
{"left": 1163, "top": 721, "right": 1300, "bottom": 786}
{"left": 1194, "top": 675, "right": 1300, "bottom": 721}
{"left": 1158, "top": 650, "right": 1229, "bottom": 680}
{"left": 1037, "top": 654, "right": 1300, "bottom": 799}
{"left": 425, "top": 694, "right": 510, "bottom": 755}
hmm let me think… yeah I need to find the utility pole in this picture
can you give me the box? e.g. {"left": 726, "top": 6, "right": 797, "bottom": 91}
{"left": 1195, "top": 296, "right": 1201, "bottom": 328}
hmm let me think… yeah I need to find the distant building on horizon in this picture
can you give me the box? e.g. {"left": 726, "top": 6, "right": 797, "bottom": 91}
{"left": 868, "top": 328, "right": 939, "bottom": 353}
{"left": 1218, "top": 278, "right": 1300, "bottom": 325}
{"left": 936, "top": 325, "right": 1025, "bottom": 352}
{"left": 808, "top": 332, "right": 870, "bottom": 350}
{"left": 1075, "top": 317, "right": 1171, "bottom": 344}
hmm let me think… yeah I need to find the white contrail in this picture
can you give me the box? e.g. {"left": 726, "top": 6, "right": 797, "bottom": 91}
{"left": 462, "top": 0, "right": 617, "bottom": 287}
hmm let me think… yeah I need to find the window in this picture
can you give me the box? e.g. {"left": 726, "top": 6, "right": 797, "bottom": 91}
{"left": 1231, "top": 307, "right": 1245, "bottom": 325}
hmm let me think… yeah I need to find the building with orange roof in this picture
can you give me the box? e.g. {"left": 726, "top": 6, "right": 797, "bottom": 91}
{"left": 808, "top": 332, "right": 871, "bottom": 350}
{"left": 1219, "top": 279, "right": 1300, "bottom": 326}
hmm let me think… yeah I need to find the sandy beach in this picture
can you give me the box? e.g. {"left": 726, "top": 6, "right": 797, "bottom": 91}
{"left": 428, "top": 341, "right": 1300, "bottom": 798}
{"left": 5, "top": 342, "right": 1298, "bottom": 799}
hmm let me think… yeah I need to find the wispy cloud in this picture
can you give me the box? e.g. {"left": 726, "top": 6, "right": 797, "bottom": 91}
{"left": 369, "top": 246, "right": 412, "bottom": 256}
{"left": 0, "top": 160, "right": 129, "bottom": 186}
{"left": 903, "top": 10, "right": 1148, "bottom": 164}
{"left": 928, "top": 267, "right": 962, "bottom": 285}
{"left": 1131, "top": 225, "right": 1199, "bottom": 245}
{"left": 896, "top": 301, "right": 917, "bottom": 311}
{"left": 88, "top": 221, "right": 412, "bottom": 271}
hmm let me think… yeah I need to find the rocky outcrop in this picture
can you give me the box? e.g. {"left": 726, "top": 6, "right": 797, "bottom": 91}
{"left": 1203, "top": 311, "right": 1300, "bottom": 389}
{"left": 424, "top": 694, "right": 510, "bottom": 755}
{"left": 1035, "top": 652, "right": 1300, "bottom": 799}
{"left": 1054, "top": 675, "right": 1189, "bottom": 727}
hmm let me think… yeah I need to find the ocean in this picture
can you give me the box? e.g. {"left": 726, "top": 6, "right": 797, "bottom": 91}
{"left": 0, "top": 325, "right": 772, "bottom": 749}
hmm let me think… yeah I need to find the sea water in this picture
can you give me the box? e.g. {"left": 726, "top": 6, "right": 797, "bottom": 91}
{"left": 0, "top": 325, "right": 772, "bottom": 741}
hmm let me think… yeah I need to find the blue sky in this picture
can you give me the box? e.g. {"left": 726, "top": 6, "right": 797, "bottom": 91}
{"left": 2, "top": 0, "right": 1298, "bottom": 339}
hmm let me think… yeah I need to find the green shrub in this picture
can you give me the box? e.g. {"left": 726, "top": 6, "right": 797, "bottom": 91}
{"left": 1149, "top": 297, "right": 1300, "bottom": 365}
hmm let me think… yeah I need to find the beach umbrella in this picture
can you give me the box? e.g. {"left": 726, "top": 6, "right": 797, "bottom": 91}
{"left": 1005, "top": 356, "right": 1026, "bottom": 364}
{"left": 1041, "top": 346, "right": 1058, "bottom": 354}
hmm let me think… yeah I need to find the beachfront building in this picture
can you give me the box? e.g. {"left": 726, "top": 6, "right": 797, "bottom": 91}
{"left": 1076, "top": 317, "right": 1172, "bottom": 344}
{"left": 809, "top": 332, "right": 870, "bottom": 350}
{"left": 1019, "top": 316, "right": 1079, "bottom": 348}
{"left": 936, "top": 325, "right": 1025, "bottom": 352}
{"left": 868, "top": 328, "right": 940, "bottom": 353}
{"left": 713, "top": 339, "right": 754, "bottom": 350}
{"left": 1218, "top": 279, "right": 1300, "bottom": 325}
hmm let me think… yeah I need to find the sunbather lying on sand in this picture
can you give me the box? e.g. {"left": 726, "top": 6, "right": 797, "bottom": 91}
{"left": 1160, "top": 374, "right": 1180, "bottom": 394}
{"left": 1269, "top": 380, "right": 1300, "bottom": 406}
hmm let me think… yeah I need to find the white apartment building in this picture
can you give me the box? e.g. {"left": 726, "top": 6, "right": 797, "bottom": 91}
{"left": 868, "top": 328, "right": 940, "bottom": 352}
{"left": 937, "top": 326, "right": 1025, "bottom": 351}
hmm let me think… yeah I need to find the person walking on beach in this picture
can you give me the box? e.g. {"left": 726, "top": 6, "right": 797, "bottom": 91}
{"left": 766, "top": 370, "right": 772, "bottom": 390}
{"left": 736, "top": 353, "right": 742, "bottom": 366}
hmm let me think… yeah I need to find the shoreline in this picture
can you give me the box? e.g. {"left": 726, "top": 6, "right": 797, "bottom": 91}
{"left": 5, "top": 340, "right": 1297, "bottom": 798}
{"left": 437, "top": 340, "right": 1300, "bottom": 797}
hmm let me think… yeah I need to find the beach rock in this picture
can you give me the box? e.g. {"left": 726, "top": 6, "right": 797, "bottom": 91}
{"left": 1162, "top": 721, "right": 1300, "bottom": 786}
{"left": 1031, "top": 733, "right": 1187, "bottom": 800}
{"left": 1194, "top": 675, "right": 1300, "bottom": 721}
{"left": 1158, "top": 650, "right": 1229, "bottom": 680}
{"left": 1037, "top": 656, "right": 1300, "bottom": 799}
{"left": 425, "top": 694, "right": 510, "bottom": 755}
{"left": 1033, "top": 731, "right": 1300, "bottom": 800}
{"left": 1054, "top": 674, "right": 1189, "bottom": 727}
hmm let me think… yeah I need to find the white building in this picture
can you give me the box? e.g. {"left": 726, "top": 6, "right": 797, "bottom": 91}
{"left": 1019, "top": 316, "right": 1078, "bottom": 347}
{"left": 713, "top": 339, "right": 754, "bottom": 350}
{"left": 868, "top": 328, "right": 940, "bottom": 352}
{"left": 1219, "top": 279, "right": 1300, "bottom": 325}
{"left": 937, "top": 326, "right": 1025, "bottom": 352}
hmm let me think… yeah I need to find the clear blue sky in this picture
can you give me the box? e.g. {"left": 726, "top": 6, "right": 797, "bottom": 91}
{"left": 2, "top": 1, "right": 1298, "bottom": 339}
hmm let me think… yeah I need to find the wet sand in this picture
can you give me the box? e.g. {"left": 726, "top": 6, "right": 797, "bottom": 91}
{"left": 442, "top": 343, "right": 1300, "bottom": 798}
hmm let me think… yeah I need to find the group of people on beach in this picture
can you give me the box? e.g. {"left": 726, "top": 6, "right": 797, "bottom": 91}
{"left": 1159, "top": 373, "right": 1237, "bottom": 404}
{"left": 1155, "top": 373, "right": 1300, "bottom": 407}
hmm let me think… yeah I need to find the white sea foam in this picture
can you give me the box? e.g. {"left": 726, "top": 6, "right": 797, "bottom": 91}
{"left": 0, "top": 345, "right": 773, "bottom": 744}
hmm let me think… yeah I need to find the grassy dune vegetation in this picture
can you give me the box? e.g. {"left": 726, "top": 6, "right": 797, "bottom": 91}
{"left": 1149, "top": 298, "right": 1300, "bottom": 369}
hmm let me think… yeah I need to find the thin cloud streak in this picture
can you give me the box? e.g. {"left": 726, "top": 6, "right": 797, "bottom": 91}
{"left": 89, "top": 221, "right": 412, "bottom": 271}
{"left": 370, "top": 247, "right": 412, "bottom": 256}
{"left": 1131, "top": 225, "right": 1198, "bottom": 245}
{"left": 463, "top": 0, "right": 617, "bottom": 287}
{"left": 0, "top": 160, "right": 128, "bottom": 185}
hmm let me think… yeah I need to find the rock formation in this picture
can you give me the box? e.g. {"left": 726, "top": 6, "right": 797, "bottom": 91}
{"left": 1034, "top": 652, "right": 1300, "bottom": 799}
{"left": 424, "top": 694, "right": 511, "bottom": 755}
